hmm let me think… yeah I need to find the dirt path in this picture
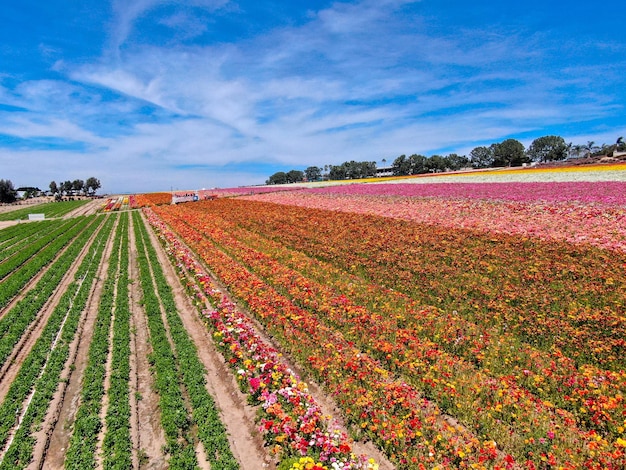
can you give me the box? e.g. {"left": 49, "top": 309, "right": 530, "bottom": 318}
{"left": 32, "top": 216, "right": 117, "bottom": 470}
{"left": 64, "top": 199, "right": 103, "bottom": 218}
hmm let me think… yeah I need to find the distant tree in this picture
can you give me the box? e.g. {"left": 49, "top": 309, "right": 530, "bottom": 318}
{"left": 407, "top": 154, "right": 427, "bottom": 174}
{"left": 345, "top": 161, "right": 360, "bottom": 179}
{"left": 72, "top": 179, "right": 85, "bottom": 195}
{"left": 85, "top": 177, "right": 101, "bottom": 195}
{"left": 266, "top": 172, "right": 288, "bottom": 185}
{"left": 392, "top": 155, "right": 411, "bottom": 176}
{"left": 425, "top": 155, "right": 447, "bottom": 173}
{"left": 18, "top": 187, "right": 41, "bottom": 199}
{"left": 527, "top": 135, "right": 568, "bottom": 162}
{"left": 492, "top": 139, "right": 527, "bottom": 167}
{"left": 286, "top": 170, "right": 304, "bottom": 183}
{"left": 594, "top": 144, "right": 615, "bottom": 156}
{"left": 469, "top": 146, "right": 494, "bottom": 168}
{"left": 350, "top": 161, "right": 376, "bottom": 179}
{"left": 328, "top": 164, "right": 347, "bottom": 180}
{"left": 49, "top": 181, "right": 59, "bottom": 195}
{"left": 569, "top": 144, "right": 584, "bottom": 159}
{"left": 0, "top": 179, "right": 17, "bottom": 203}
{"left": 584, "top": 141, "right": 598, "bottom": 157}
{"left": 362, "top": 161, "right": 377, "bottom": 178}
{"left": 444, "top": 153, "right": 469, "bottom": 171}
{"left": 61, "top": 180, "right": 73, "bottom": 196}
{"left": 304, "top": 166, "right": 322, "bottom": 182}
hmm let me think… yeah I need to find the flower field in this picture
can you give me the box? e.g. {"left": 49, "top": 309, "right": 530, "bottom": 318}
{"left": 145, "top": 169, "right": 626, "bottom": 469}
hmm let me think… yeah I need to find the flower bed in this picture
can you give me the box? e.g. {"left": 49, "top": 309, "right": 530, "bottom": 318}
{"left": 143, "top": 208, "right": 379, "bottom": 470}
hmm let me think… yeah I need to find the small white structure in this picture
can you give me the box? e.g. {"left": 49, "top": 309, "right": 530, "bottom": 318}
{"left": 28, "top": 213, "right": 45, "bottom": 220}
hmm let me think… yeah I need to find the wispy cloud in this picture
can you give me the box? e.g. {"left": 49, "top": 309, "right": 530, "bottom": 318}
{"left": 1, "top": 0, "right": 625, "bottom": 192}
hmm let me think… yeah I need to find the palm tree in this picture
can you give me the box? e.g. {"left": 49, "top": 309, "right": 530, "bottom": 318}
{"left": 585, "top": 141, "right": 597, "bottom": 157}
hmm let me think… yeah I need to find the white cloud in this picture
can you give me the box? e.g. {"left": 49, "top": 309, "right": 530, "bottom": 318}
{"left": 2, "top": 0, "right": 624, "bottom": 193}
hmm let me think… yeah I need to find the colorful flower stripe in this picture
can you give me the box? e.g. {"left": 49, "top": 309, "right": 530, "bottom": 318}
{"left": 243, "top": 191, "right": 626, "bottom": 253}
{"left": 142, "top": 207, "right": 378, "bottom": 470}
{"left": 204, "top": 199, "right": 626, "bottom": 371}
{"left": 184, "top": 203, "right": 626, "bottom": 435}
{"left": 133, "top": 192, "right": 172, "bottom": 207}
{"left": 375, "top": 164, "right": 626, "bottom": 184}
{"left": 151, "top": 204, "right": 511, "bottom": 469}
{"left": 309, "top": 182, "right": 626, "bottom": 205}
{"left": 162, "top": 201, "right": 625, "bottom": 468}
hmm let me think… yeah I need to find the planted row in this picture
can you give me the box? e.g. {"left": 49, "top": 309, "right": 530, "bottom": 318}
{"left": 0, "top": 214, "right": 113, "bottom": 468}
{"left": 143, "top": 208, "right": 378, "bottom": 470}
{"left": 0, "top": 200, "right": 90, "bottom": 222}
{"left": 102, "top": 212, "right": 132, "bottom": 468}
{"left": 0, "top": 217, "right": 90, "bottom": 310}
{"left": 0, "top": 220, "right": 61, "bottom": 262}
{"left": 65, "top": 214, "right": 125, "bottom": 468}
{"left": 133, "top": 211, "right": 199, "bottom": 468}
{"left": 154, "top": 200, "right": 626, "bottom": 468}
{"left": 0, "top": 217, "right": 98, "bottom": 368}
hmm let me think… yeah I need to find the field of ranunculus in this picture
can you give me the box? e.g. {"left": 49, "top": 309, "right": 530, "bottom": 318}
{"left": 145, "top": 169, "right": 626, "bottom": 469}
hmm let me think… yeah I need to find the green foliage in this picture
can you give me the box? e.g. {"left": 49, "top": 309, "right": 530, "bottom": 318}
{"left": 304, "top": 166, "right": 322, "bottom": 181}
{"left": 0, "top": 215, "right": 113, "bottom": 469}
{"left": 491, "top": 138, "right": 528, "bottom": 167}
{"left": 0, "top": 179, "right": 16, "bottom": 203}
{"left": 328, "top": 160, "right": 376, "bottom": 180}
{"left": 0, "top": 199, "right": 91, "bottom": 221}
{"left": 527, "top": 135, "right": 568, "bottom": 162}
{"left": 65, "top": 215, "right": 125, "bottom": 469}
{"left": 134, "top": 211, "right": 239, "bottom": 469}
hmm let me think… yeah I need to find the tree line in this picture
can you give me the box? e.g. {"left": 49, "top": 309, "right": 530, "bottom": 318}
{"left": 0, "top": 177, "right": 101, "bottom": 203}
{"left": 48, "top": 177, "right": 101, "bottom": 199}
{"left": 265, "top": 135, "right": 625, "bottom": 183}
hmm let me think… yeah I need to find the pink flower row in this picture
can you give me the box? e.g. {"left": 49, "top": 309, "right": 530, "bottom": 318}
{"left": 243, "top": 190, "right": 626, "bottom": 253}
{"left": 310, "top": 182, "right": 626, "bottom": 206}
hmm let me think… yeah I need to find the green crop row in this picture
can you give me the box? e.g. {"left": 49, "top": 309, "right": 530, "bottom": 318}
{"left": 102, "top": 211, "right": 133, "bottom": 469}
{"left": 0, "top": 214, "right": 115, "bottom": 469}
{"left": 0, "top": 220, "right": 63, "bottom": 261}
{"left": 0, "top": 200, "right": 90, "bottom": 222}
{"left": 0, "top": 217, "right": 99, "bottom": 368}
{"left": 65, "top": 214, "right": 125, "bottom": 469}
{"left": 0, "top": 217, "right": 90, "bottom": 310}
{"left": 0, "top": 218, "right": 76, "bottom": 281}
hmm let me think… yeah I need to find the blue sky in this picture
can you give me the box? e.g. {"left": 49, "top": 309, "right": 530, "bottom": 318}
{"left": 1, "top": 0, "right": 625, "bottom": 194}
